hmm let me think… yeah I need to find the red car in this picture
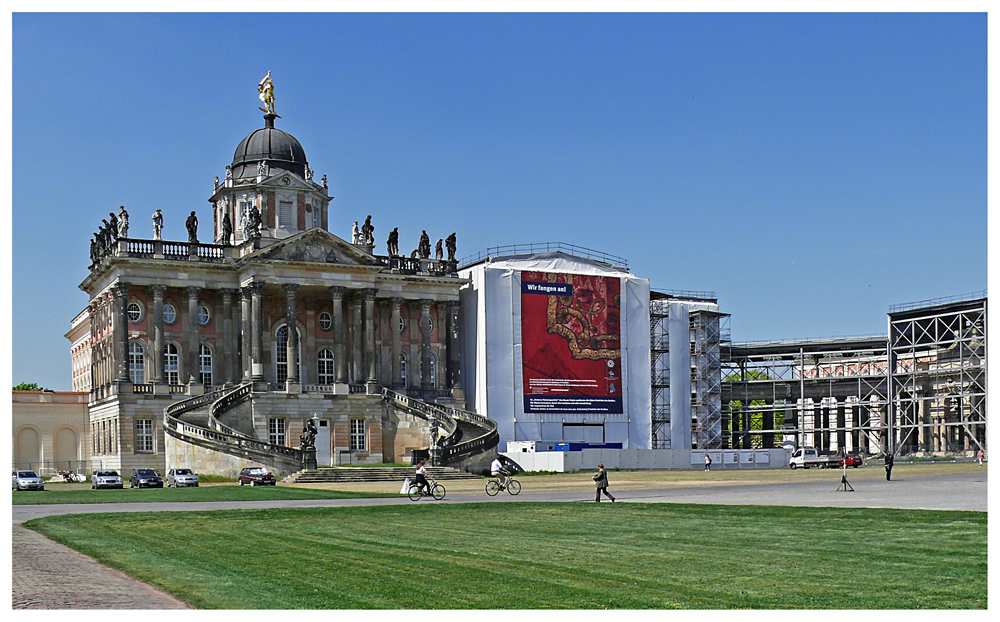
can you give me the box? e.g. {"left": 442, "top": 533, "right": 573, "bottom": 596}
{"left": 238, "top": 467, "right": 276, "bottom": 486}
{"left": 836, "top": 453, "right": 864, "bottom": 468}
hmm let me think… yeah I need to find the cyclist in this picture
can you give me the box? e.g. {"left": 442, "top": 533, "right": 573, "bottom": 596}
{"left": 490, "top": 455, "right": 511, "bottom": 489}
{"left": 414, "top": 460, "right": 430, "bottom": 496}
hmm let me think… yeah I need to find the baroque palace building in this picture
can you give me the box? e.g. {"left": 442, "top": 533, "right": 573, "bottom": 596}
{"left": 73, "top": 91, "right": 489, "bottom": 476}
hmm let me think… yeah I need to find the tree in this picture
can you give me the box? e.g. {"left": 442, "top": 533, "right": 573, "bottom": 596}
{"left": 13, "top": 382, "right": 49, "bottom": 392}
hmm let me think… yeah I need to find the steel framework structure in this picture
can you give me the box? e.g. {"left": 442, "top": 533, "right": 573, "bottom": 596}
{"left": 888, "top": 294, "right": 987, "bottom": 454}
{"left": 721, "top": 292, "right": 987, "bottom": 456}
{"left": 650, "top": 291, "right": 729, "bottom": 449}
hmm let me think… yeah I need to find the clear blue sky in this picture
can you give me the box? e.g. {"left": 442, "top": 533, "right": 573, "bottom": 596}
{"left": 10, "top": 13, "right": 987, "bottom": 391}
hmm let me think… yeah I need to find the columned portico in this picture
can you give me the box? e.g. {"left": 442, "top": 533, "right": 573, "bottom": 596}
{"left": 186, "top": 286, "right": 202, "bottom": 384}
{"left": 283, "top": 283, "right": 300, "bottom": 384}
{"left": 113, "top": 282, "right": 131, "bottom": 382}
{"left": 364, "top": 288, "right": 378, "bottom": 387}
{"left": 330, "top": 286, "right": 347, "bottom": 384}
{"left": 420, "top": 299, "right": 432, "bottom": 390}
{"left": 349, "top": 293, "right": 363, "bottom": 384}
{"left": 221, "top": 289, "right": 235, "bottom": 386}
{"left": 391, "top": 298, "right": 403, "bottom": 389}
{"left": 150, "top": 284, "right": 166, "bottom": 388}
{"left": 249, "top": 282, "right": 265, "bottom": 381}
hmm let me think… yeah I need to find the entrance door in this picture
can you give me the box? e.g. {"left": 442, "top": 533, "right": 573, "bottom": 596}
{"left": 316, "top": 419, "right": 332, "bottom": 466}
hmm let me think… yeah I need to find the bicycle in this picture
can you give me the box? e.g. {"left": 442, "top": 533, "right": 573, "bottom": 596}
{"left": 485, "top": 475, "right": 521, "bottom": 496}
{"left": 407, "top": 478, "right": 446, "bottom": 501}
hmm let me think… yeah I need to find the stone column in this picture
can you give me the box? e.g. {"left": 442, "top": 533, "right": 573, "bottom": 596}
{"left": 186, "top": 286, "right": 201, "bottom": 384}
{"left": 330, "top": 286, "right": 347, "bottom": 384}
{"left": 240, "top": 287, "right": 252, "bottom": 381}
{"left": 150, "top": 285, "right": 167, "bottom": 389}
{"left": 391, "top": 298, "right": 403, "bottom": 389}
{"left": 446, "top": 301, "right": 463, "bottom": 394}
{"left": 283, "top": 284, "right": 299, "bottom": 384}
{"left": 221, "top": 289, "right": 235, "bottom": 386}
{"left": 114, "top": 282, "right": 131, "bottom": 382}
{"left": 349, "top": 293, "right": 363, "bottom": 384}
{"left": 420, "top": 299, "right": 433, "bottom": 390}
{"left": 249, "top": 282, "right": 265, "bottom": 381}
{"left": 364, "top": 288, "right": 378, "bottom": 386}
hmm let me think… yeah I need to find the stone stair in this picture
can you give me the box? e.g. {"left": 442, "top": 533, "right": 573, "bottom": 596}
{"left": 292, "top": 466, "right": 481, "bottom": 483}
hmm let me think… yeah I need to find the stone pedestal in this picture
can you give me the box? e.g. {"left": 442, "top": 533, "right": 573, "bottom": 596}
{"left": 302, "top": 447, "right": 317, "bottom": 470}
{"left": 187, "top": 383, "right": 205, "bottom": 396}
{"left": 153, "top": 382, "right": 170, "bottom": 396}
{"left": 285, "top": 381, "right": 302, "bottom": 395}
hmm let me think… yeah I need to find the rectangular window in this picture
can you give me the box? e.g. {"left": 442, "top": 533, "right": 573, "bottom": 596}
{"left": 350, "top": 419, "right": 366, "bottom": 451}
{"left": 279, "top": 200, "right": 294, "bottom": 228}
{"left": 269, "top": 418, "right": 286, "bottom": 446}
{"left": 136, "top": 419, "right": 154, "bottom": 453}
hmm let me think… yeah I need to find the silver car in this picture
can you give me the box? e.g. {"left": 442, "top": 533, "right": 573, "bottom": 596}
{"left": 12, "top": 470, "right": 45, "bottom": 491}
{"left": 91, "top": 470, "right": 124, "bottom": 489}
{"left": 166, "top": 468, "right": 199, "bottom": 487}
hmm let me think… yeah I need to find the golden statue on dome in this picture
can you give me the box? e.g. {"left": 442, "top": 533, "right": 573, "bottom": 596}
{"left": 258, "top": 70, "right": 278, "bottom": 117}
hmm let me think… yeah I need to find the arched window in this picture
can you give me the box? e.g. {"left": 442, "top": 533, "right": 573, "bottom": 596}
{"left": 400, "top": 352, "right": 407, "bottom": 388}
{"left": 275, "top": 324, "right": 302, "bottom": 383}
{"left": 199, "top": 344, "right": 213, "bottom": 386}
{"left": 317, "top": 349, "right": 335, "bottom": 385}
{"left": 420, "top": 354, "right": 437, "bottom": 388}
{"left": 129, "top": 341, "right": 145, "bottom": 384}
{"left": 164, "top": 343, "right": 179, "bottom": 384}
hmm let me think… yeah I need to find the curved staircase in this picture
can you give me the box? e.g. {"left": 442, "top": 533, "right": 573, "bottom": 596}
{"left": 292, "top": 466, "right": 480, "bottom": 484}
{"left": 382, "top": 388, "right": 499, "bottom": 466}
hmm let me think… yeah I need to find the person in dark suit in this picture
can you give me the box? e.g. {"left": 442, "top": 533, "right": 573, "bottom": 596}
{"left": 884, "top": 451, "right": 894, "bottom": 481}
{"left": 593, "top": 464, "right": 615, "bottom": 502}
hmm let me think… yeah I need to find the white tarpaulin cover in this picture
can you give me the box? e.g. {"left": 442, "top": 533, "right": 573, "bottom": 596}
{"left": 460, "top": 252, "right": 651, "bottom": 450}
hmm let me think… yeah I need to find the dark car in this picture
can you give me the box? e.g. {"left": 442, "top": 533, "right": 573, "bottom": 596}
{"left": 129, "top": 469, "right": 164, "bottom": 488}
{"left": 238, "top": 467, "right": 276, "bottom": 486}
{"left": 835, "top": 453, "right": 864, "bottom": 468}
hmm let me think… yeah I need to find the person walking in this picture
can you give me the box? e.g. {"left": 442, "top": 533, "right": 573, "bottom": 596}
{"left": 704, "top": 452, "right": 712, "bottom": 472}
{"left": 977, "top": 448, "right": 985, "bottom": 466}
{"left": 593, "top": 463, "right": 615, "bottom": 502}
{"left": 884, "top": 450, "right": 894, "bottom": 481}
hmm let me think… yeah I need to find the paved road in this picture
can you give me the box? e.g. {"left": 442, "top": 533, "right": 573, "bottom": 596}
{"left": 12, "top": 470, "right": 986, "bottom": 608}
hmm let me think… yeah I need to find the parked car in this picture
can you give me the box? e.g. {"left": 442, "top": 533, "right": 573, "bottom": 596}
{"left": 238, "top": 467, "right": 276, "bottom": 486}
{"left": 166, "top": 468, "right": 199, "bottom": 487}
{"left": 91, "top": 470, "right": 124, "bottom": 489}
{"left": 129, "top": 469, "right": 163, "bottom": 488}
{"left": 12, "top": 470, "right": 45, "bottom": 491}
{"left": 835, "top": 452, "right": 864, "bottom": 468}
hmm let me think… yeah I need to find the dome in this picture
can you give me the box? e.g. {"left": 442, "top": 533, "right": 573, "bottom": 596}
{"left": 230, "top": 115, "right": 308, "bottom": 179}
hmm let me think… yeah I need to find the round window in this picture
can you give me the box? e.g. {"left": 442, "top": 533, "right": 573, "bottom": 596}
{"left": 163, "top": 303, "right": 177, "bottom": 324}
{"left": 197, "top": 305, "right": 211, "bottom": 326}
{"left": 318, "top": 311, "right": 332, "bottom": 332}
{"left": 127, "top": 302, "right": 143, "bottom": 323}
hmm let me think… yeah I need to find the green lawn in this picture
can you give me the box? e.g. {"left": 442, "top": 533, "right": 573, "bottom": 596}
{"left": 11, "top": 485, "right": 396, "bottom": 505}
{"left": 25, "top": 503, "right": 986, "bottom": 609}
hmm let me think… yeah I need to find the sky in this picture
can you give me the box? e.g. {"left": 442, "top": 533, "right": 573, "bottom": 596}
{"left": 9, "top": 12, "right": 988, "bottom": 391}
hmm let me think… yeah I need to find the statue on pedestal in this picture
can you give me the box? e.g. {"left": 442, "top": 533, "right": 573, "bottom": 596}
{"left": 258, "top": 70, "right": 276, "bottom": 116}
{"left": 117, "top": 206, "right": 129, "bottom": 239}
{"left": 418, "top": 230, "right": 431, "bottom": 259}
{"left": 299, "top": 417, "right": 317, "bottom": 449}
{"left": 351, "top": 220, "right": 360, "bottom": 244}
{"left": 186, "top": 211, "right": 199, "bottom": 244}
{"left": 360, "top": 215, "right": 375, "bottom": 245}
{"left": 387, "top": 227, "right": 399, "bottom": 257}
{"left": 152, "top": 209, "right": 163, "bottom": 240}
{"left": 445, "top": 232, "right": 457, "bottom": 262}
{"left": 435, "top": 239, "right": 443, "bottom": 261}
{"left": 221, "top": 212, "right": 233, "bottom": 246}
{"left": 247, "top": 205, "right": 262, "bottom": 239}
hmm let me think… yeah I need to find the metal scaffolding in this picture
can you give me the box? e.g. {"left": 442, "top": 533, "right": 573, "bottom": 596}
{"left": 888, "top": 293, "right": 987, "bottom": 454}
{"left": 720, "top": 291, "right": 987, "bottom": 456}
{"left": 649, "top": 290, "right": 728, "bottom": 450}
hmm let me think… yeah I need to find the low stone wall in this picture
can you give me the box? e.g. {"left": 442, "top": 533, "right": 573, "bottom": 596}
{"left": 164, "top": 432, "right": 289, "bottom": 478}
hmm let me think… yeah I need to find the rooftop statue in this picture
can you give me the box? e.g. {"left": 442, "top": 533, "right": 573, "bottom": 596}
{"left": 445, "top": 232, "right": 457, "bottom": 262}
{"left": 221, "top": 212, "right": 233, "bottom": 247}
{"left": 152, "top": 209, "right": 163, "bottom": 240}
{"left": 246, "top": 205, "right": 262, "bottom": 239}
{"left": 387, "top": 227, "right": 399, "bottom": 257}
{"left": 418, "top": 230, "right": 431, "bottom": 259}
{"left": 435, "top": 239, "right": 443, "bottom": 261}
{"left": 118, "top": 206, "right": 129, "bottom": 239}
{"left": 361, "top": 215, "right": 375, "bottom": 245}
{"left": 186, "top": 210, "right": 199, "bottom": 244}
{"left": 258, "top": 70, "right": 277, "bottom": 116}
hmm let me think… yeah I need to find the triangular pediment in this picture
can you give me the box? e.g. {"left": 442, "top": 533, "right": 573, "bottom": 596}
{"left": 247, "top": 229, "right": 377, "bottom": 266}
{"left": 260, "top": 171, "right": 318, "bottom": 191}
